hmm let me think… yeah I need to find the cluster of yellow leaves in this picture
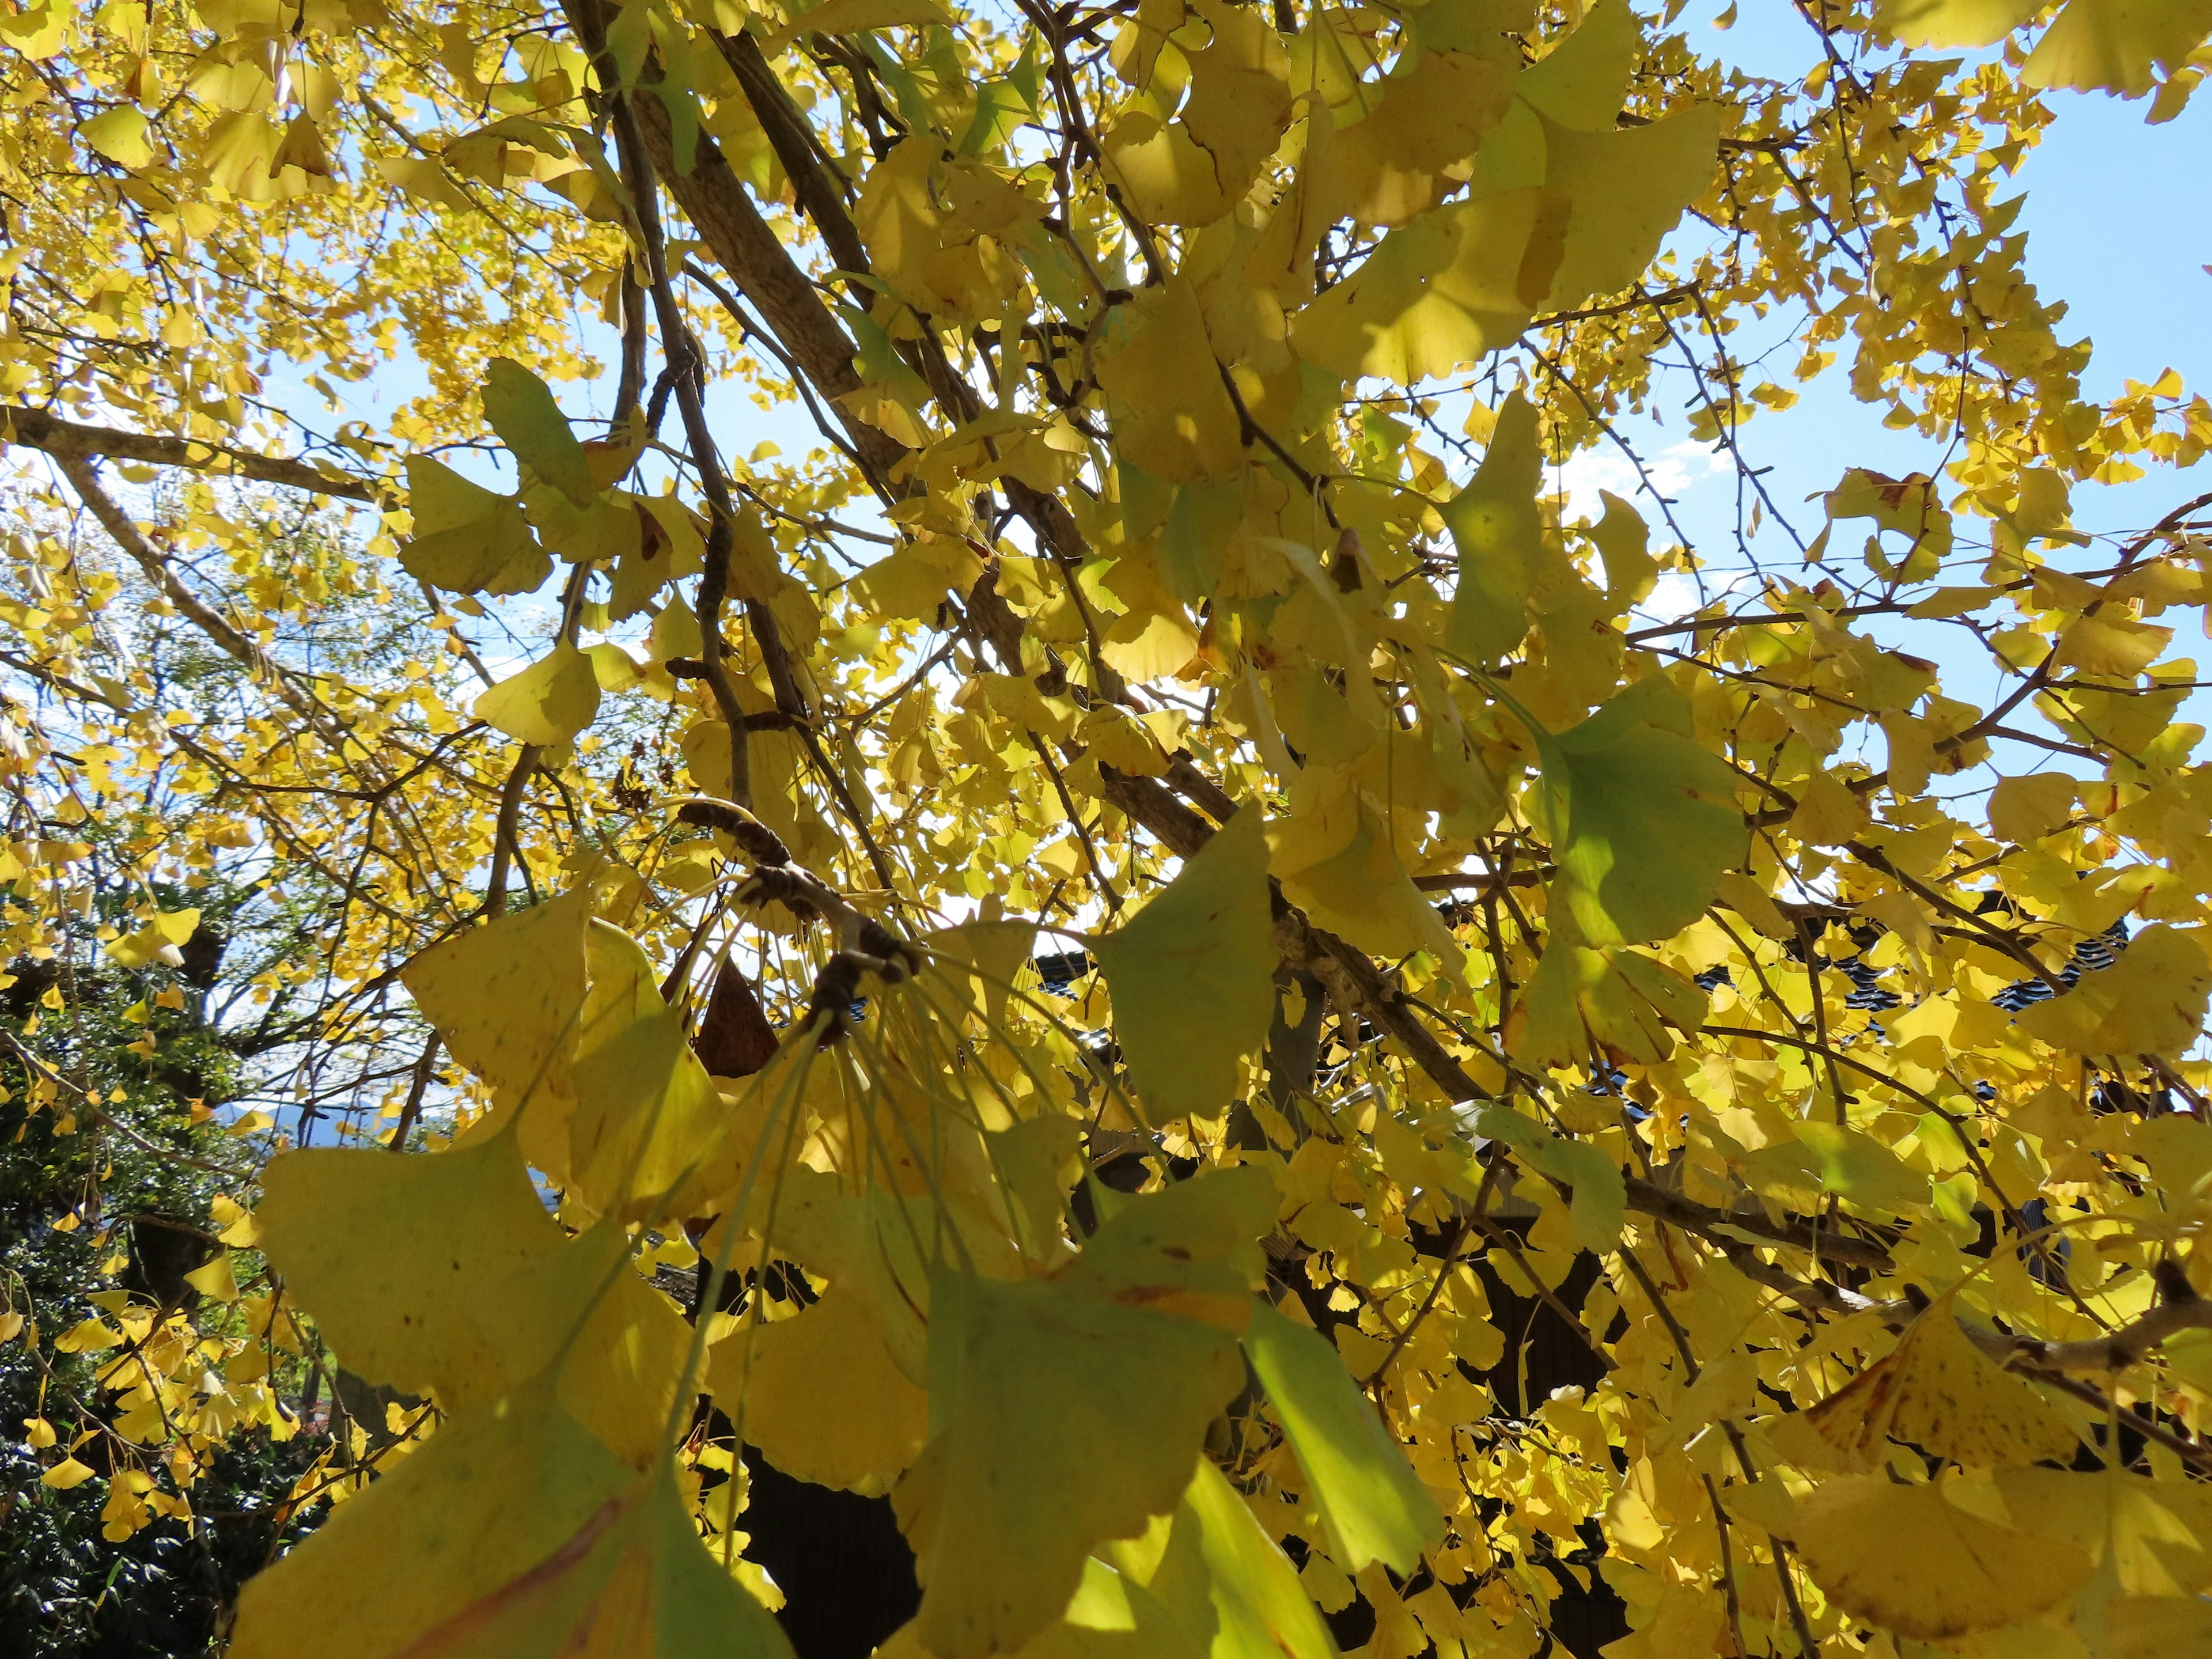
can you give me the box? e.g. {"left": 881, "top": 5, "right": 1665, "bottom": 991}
{"left": 8, "top": 0, "right": 2212, "bottom": 1657}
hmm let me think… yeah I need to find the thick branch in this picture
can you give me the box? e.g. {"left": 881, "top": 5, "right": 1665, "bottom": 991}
{"left": 10, "top": 406, "right": 380, "bottom": 501}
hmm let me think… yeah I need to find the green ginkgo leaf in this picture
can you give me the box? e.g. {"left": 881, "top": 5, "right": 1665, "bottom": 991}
{"left": 1092, "top": 806, "right": 1275, "bottom": 1123}
{"left": 893, "top": 1169, "right": 1272, "bottom": 1659}
{"left": 1241, "top": 1300, "right": 1444, "bottom": 1574}
{"left": 1524, "top": 675, "right": 1745, "bottom": 947}
{"left": 399, "top": 454, "right": 546, "bottom": 596}
{"left": 1442, "top": 390, "right": 1540, "bottom": 665}
{"left": 1473, "top": 1104, "right": 1626, "bottom": 1251}
{"left": 483, "top": 357, "right": 596, "bottom": 506}
{"left": 475, "top": 643, "right": 603, "bottom": 746}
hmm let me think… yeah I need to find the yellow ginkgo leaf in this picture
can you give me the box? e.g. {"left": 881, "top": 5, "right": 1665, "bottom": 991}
{"left": 1316, "top": 47, "right": 1516, "bottom": 227}
{"left": 1092, "top": 279, "right": 1246, "bottom": 483}
{"left": 1515, "top": 0, "right": 1639, "bottom": 130}
{"left": 893, "top": 1168, "right": 1274, "bottom": 1659}
{"left": 1988, "top": 771, "right": 2077, "bottom": 843}
{"left": 474, "top": 643, "right": 603, "bottom": 747}
{"left": 467, "top": 1218, "right": 693, "bottom": 1469}
{"left": 41, "top": 1456, "right": 99, "bottom": 1490}
{"left": 1101, "top": 2, "right": 1291, "bottom": 228}
{"left": 711, "top": 1286, "right": 929, "bottom": 1497}
{"left": 399, "top": 454, "right": 545, "bottom": 596}
{"left": 1803, "top": 1293, "right": 2077, "bottom": 1469}
{"left": 1271, "top": 794, "right": 1463, "bottom": 972}
{"left": 1995, "top": 1466, "right": 2212, "bottom": 1597}
{"left": 2018, "top": 923, "right": 2212, "bottom": 1058}
{"left": 104, "top": 906, "right": 199, "bottom": 969}
{"left": 2023, "top": 0, "right": 2212, "bottom": 98}
{"left": 1876, "top": 0, "right": 2040, "bottom": 48}
{"left": 1788, "top": 1475, "right": 2093, "bottom": 1641}
{"left": 2090, "top": 1592, "right": 2212, "bottom": 1659}
{"left": 1536, "top": 105, "right": 1722, "bottom": 309}
{"left": 229, "top": 1378, "right": 794, "bottom": 1659}
{"left": 80, "top": 108, "right": 155, "bottom": 168}
{"left": 1092, "top": 806, "right": 1275, "bottom": 1123}
{"left": 401, "top": 886, "right": 590, "bottom": 1099}
{"left": 184, "top": 1251, "right": 238, "bottom": 1302}
{"left": 52, "top": 1316, "right": 123, "bottom": 1353}
{"left": 566, "top": 922, "right": 728, "bottom": 1219}
{"left": 1290, "top": 187, "right": 1567, "bottom": 385}
{"left": 255, "top": 1130, "right": 564, "bottom": 1402}
{"left": 763, "top": 0, "right": 952, "bottom": 52}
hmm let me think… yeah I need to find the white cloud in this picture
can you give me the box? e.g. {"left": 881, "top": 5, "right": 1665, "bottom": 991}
{"left": 1546, "top": 440, "right": 1728, "bottom": 528}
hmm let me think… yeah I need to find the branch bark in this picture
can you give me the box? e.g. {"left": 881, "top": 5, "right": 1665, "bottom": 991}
{"left": 13, "top": 407, "right": 380, "bottom": 501}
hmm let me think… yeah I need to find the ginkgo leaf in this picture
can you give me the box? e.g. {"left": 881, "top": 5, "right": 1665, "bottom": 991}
{"left": 1101, "top": 5, "right": 1292, "bottom": 228}
{"left": 893, "top": 1169, "right": 1273, "bottom": 1659}
{"left": 1316, "top": 47, "right": 1516, "bottom": 226}
{"left": 1516, "top": 0, "right": 1639, "bottom": 129}
{"left": 468, "top": 1218, "right": 693, "bottom": 1469}
{"left": 1511, "top": 928, "right": 1709, "bottom": 1069}
{"left": 1743, "top": 1120, "right": 1931, "bottom": 1217}
{"left": 81, "top": 108, "right": 155, "bottom": 168}
{"left": 2022, "top": 0, "right": 2212, "bottom": 97}
{"left": 1804, "top": 1293, "right": 2076, "bottom": 1469}
{"left": 1524, "top": 675, "right": 1746, "bottom": 947}
{"left": 1590, "top": 491, "right": 1657, "bottom": 610}
{"left": 1093, "top": 279, "right": 1246, "bottom": 483}
{"left": 399, "top": 454, "right": 546, "bottom": 596}
{"left": 926, "top": 916, "right": 1040, "bottom": 1033}
{"left": 894, "top": 1458, "right": 1332, "bottom": 1659}
{"left": 1474, "top": 1103, "right": 1627, "bottom": 1250}
{"left": 1242, "top": 1300, "right": 1443, "bottom": 1573}
{"left": 1442, "top": 391, "right": 1540, "bottom": 664}
{"left": 1988, "top": 771, "right": 2077, "bottom": 843}
{"left": 1291, "top": 187, "right": 1568, "bottom": 385}
{"left": 567, "top": 922, "right": 729, "bottom": 1218}
{"left": 41, "top": 1456, "right": 98, "bottom": 1490}
{"left": 474, "top": 644, "right": 603, "bottom": 747}
{"left": 402, "top": 887, "right": 590, "bottom": 1099}
{"left": 104, "top": 906, "right": 198, "bottom": 969}
{"left": 1066, "top": 1164, "right": 1275, "bottom": 1324}
{"left": 1163, "top": 1459, "right": 1337, "bottom": 1659}
{"left": 483, "top": 358, "right": 596, "bottom": 507}
{"left": 764, "top": 0, "right": 952, "bottom": 52}
{"left": 2090, "top": 1592, "right": 2212, "bottom": 1658}
{"left": 988, "top": 1113, "right": 1085, "bottom": 1264}
{"left": 229, "top": 1378, "right": 794, "bottom": 1659}
{"left": 1875, "top": 0, "right": 2040, "bottom": 48}
{"left": 1084, "top": 1460, "right": 1338, "bottom": 1659}
{"left": 1092, "top": 806, "right": 1274, "bottom": 1123}
{"left": 710, "top": 1286, "right": 928, "bottom": 1497}
{"left": 736, "top": 1168, "right": 938, "bottom": 1382}
{"left": 1537, "top": 105, "right": 1722, "bottom": 308}
{"left": 1995, "top": 1467, "right": 2212, "bottom": 1596}
{"left": 255, "top": 1129, "right": 563, "bottom": 1405}
{"left": 1786, "top": 1475, "right": 2092, "bottom": 1641}
{"left": 2018, "top": 924, "right": 2212, "bottom": 1058}
{"left": 1271, "top": 794, "right": 1464, "bottom": 972}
